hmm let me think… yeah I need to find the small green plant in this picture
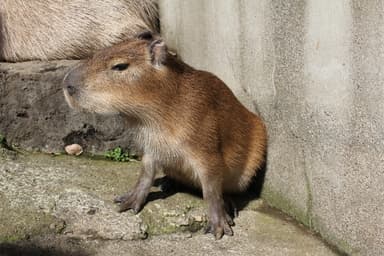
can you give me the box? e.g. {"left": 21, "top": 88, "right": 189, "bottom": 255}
{"left": 105, "top": 147, "right": 131, "bottom": 162}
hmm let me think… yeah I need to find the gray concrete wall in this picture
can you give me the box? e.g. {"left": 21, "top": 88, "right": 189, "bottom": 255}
{"left": 159, "top": 1, "right": 384, "bottom": 255}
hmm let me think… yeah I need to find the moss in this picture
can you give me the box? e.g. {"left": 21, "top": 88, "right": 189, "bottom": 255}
{"left": 310, "top": 217, "right": 356, "bottom": 256}
{"left": 139, "top": 210, "right": 181, "bottom": 235}
{"left": 261, "top": 186, "right": 310, "bottom": 227}
{"left": 140, "top": 210, "right": 207, "bottom": 236}
{"left": 0, "top": 204, "right": 65, "bottom": 243}
{"left": 21, "top": 153, "right": 143, "bottom": 201}
{"left": 138, "top": 193, "right": 206, "bottom": 236}
{"left": 262, "top": 187, "right": 352, "bottom": 255}
{"left": 323, "top": 236, "right": 355, "bottom": 256}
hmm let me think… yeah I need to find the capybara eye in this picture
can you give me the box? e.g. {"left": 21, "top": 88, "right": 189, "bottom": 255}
{"left": 111, "top": 63, "right": 129, "bottom": 71}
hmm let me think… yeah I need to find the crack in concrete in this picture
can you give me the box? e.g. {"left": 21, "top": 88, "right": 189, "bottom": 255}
{"left": 302, "top": 148, "right": 313, "bottom": 229}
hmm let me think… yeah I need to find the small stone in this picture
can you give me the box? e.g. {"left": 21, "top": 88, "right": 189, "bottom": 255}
{"left": 65, "top": 144, "right": 83, "bottom": 156}
{"left": 87, "top": 208, "right": 97, "bottom": 215}
{"left": 192, "top": 215, "right": 204, "bottom": 222}
{"left": 163, "top": 210, "right": 179, "bottom": 217}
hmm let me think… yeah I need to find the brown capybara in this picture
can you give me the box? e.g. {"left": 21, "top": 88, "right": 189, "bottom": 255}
{"left": 63, "top": 32, "right": 267, "bottom": 239}
{"left": 0, "top": 0, "right": 158, "bottom": 62}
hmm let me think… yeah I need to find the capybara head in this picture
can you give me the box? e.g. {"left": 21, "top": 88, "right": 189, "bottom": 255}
{"left": 63, "top": 32, "right": 173, "bottom": 117}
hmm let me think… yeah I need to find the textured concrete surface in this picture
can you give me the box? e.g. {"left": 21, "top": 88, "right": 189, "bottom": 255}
{"left": 159, "top": 0, "right": 384, "bottom": 255}
{"left": 0, "top": 61, "right": 133, "bottom": 154}
{"left": 0, "top": 150, "right": 337, "bottom": 256}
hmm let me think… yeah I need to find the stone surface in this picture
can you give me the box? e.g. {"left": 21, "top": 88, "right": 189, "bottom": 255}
{"left": 0, "top": 150, "right": 337, "bottom": 255}
{"left": 159, "top": 1, "right": 384, "bottom": 255}
{"left": 0, "top": 61, "right": 133, "bottom": 154}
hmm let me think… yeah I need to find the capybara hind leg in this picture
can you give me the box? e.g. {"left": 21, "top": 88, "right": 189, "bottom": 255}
{"left": 198, "top": 161, "right": 234, "bottom": 239}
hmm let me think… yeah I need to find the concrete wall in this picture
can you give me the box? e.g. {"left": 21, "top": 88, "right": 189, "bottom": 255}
{"left": 159, "top": 1, "right": 384, "bottom": 255}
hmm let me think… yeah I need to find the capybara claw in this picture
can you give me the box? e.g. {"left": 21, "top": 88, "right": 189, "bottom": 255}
{"left": 114, "top": 191, "right": 144, "bottom": 214}
{"left": 204, "top": 220, "right": 234, "bottom": 239}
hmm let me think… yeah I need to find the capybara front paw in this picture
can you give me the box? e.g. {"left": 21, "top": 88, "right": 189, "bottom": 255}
{"left": 204, "top": 215, "right": 234, "bottom": 239}
{"left": 114, "top": 191, "right": 145, "bottom": 213}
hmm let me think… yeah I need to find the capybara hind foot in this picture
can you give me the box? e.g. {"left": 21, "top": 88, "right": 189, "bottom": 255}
{"left": 158, "top": 175, "right": 177, "bottom": 194}
{"left": 204, "top": 214, "right": 234, "bottom": 240}
{"left": 224, "top": 196, "right": 239, "bottom": 219}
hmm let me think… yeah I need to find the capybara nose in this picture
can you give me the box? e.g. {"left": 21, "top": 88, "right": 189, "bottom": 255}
{"left": 63, "top": 73, "right": 78, "bottom": 96}
{"left": 66, "top": 85, "right": 76, "bottom": 96}
{"left": 63, "top": 63, "right": 84, "bottom": 96}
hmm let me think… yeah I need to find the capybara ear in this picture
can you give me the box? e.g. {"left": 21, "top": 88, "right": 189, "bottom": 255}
{"left": 149, "top": 39, "right": 167, "bottom": 67}
{"left": 136, "top": 31, "right": 154, "bottom": 41}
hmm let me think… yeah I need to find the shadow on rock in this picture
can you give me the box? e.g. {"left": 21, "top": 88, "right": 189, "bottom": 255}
{"left": 0, "top": 243, "right": 90, "bottom": 256}
{"left": 149, "top": 156, "right": 268, "bottom": 218}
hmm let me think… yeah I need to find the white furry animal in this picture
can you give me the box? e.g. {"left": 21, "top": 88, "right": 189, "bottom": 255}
{"left": 0, "top": 0, "right": 158, "bottom": 61}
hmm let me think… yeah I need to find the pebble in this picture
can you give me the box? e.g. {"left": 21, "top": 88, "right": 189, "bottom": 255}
{"left": 64, "top": 144, "right": 83, "bottom": 156}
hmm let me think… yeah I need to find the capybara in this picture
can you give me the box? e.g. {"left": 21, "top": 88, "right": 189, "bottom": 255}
{"left": 63, "top": 32, "right": 267, "bottom": 239}
{"left": 0, "top": 0, "right": 158, "bottom": 61}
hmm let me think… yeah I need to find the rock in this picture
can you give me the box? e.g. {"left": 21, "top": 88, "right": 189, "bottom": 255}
{"left": 0, "top": 153, "right": 146, "bottom": 242}
{"left": 0, "top": 61, "right": 134, "bottom": 154}
{"left": 53, "top": 189, "right": 147, "bottom": 240}
{"left": 64, "top": 144, "right": 83, "bottom": 156}
{"left": 0, "top": 152, "right": 337, "bottom": 255}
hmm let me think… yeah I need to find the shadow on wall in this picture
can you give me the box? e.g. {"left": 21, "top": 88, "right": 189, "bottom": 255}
{"left": 234, "top": 152, "right": 268, "bottom": 210}
{"left": 0, "top": 243, "right": 90, "bottom": 256}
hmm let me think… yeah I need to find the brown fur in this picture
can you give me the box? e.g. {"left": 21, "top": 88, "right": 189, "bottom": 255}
{"left": 63, "top": 33, "right": 267, "bottom": 239}
{"left": 0, "top": 0, "right": 158, "bottom": 62}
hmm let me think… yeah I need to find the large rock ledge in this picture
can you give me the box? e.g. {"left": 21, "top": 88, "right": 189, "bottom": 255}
{"left": 0, "top": 150, "right": 339, "bottom": 255}
{"left": 0, "top": 61, "right": 133, "bottom": 154}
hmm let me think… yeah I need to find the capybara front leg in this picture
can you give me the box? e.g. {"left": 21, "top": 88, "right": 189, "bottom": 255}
{"left": 114, "top": 155, "right": 157, "bottom": 213}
